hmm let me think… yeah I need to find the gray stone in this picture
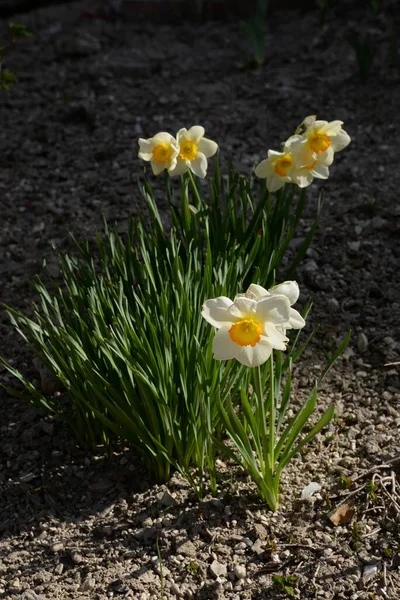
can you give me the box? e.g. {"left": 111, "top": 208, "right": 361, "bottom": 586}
{"left": 233, "top": 564, "right": 246, "bottom": 579}
{"left": 70, "top": 551, "right": 84, "bottom": 564}
{"left": 176, "top": 540, "right": 197, "bottom": 557}
{"left": 252, "top": 523, "right": 268, "bottom": 541}
{"left": 156, "top": 490, "right": 178, "bottom": 506}
{"left": 170, "top": 582, "right": 182, "bottom": 596}
{"left": 252, "top": 539, "right": 265, "bottom": 555}
{"left": 80, "top": 576, "right": 95, "bottom": 591}
{"left": 209, "top": 559, "right": 227, "bottom": 579}
{"left": 327, "top": 298, "right": 340, "bottom": 313}
{"left": 22, "top": 592, "right": 44, "bottom": 600}
{"left": 51, "top": 541, "right": 64, "bottom": 552}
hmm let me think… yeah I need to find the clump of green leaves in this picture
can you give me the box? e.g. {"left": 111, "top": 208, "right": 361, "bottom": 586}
{"left": 3, "top": 164, "right": 319, "bottom": 499}
{"left": 186, "top": 561, "right": 200, "bottom": 575}
{"left": 216, "top": 332, "right": 349, "bottom": 510}
{"left": 338, "top": 475, "right": 353, "bottom": 490}
{"left": 2, "top": 140, "right": 338, "bottom": 507}
{"left": 351, "top": 521, "right": 362, "bottom": 548}
{"left": 272, "top": 574, "right": 297, "bottom": 597}
{"left": 0, "top": 23, "right": 33, "bottom": 91}
{"left": 366, "top": 480, "right": 377, "bottom": 503}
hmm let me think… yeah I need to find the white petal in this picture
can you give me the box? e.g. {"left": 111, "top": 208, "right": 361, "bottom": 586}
{"left": 212, "top": 327, "right": 238, "bottom": 360}
{"left": 256, "top": 295, "right": 290, "bottom": 324}
{"left": 266, "top": 175, "right": 287, "bottom": 192}
{"left": 228, "top": 297, "right": 257, "bottom": 318}
{"left": 287, "top": 141, "right": 316, "bottom": 169}
{"left": 151, "top": 159, "right": 167, "bottom": 175}
{"left": 263, "top": 322, "right": 289, "bottom": 350}
{"left": 202, "top": 297, "right": 236, "bottom": 328}
{"left": 235, "top": 338, "right": 272, "bottom": 367}
{"left": 288, "top": 307, "right": 306, "bottom": 330}
{"left": 310, "top": 163, "right": 329, "bottom": 179}
{"left": 291, "top": 170, "right": 313, "bottom": 188}
{"left": 267, "top": 149, "right": 284, "bottom": 158}
{"left": 310, "top": 120, "right": 329, "bottom": 132}
{"left": 331, "top": 129, "right": 351, "bottom": 152}
{"left": 247, "top": 284, "right": 270, "bottom": 299}
{"left": 189, "top": 153, "right": 207, "bottom": 178}
{"left": 319, "top": 120, "right": 343, "bottom": 135}
{"left": 284, "top": 134, "right": 305, "bottom": 149}
{"left": 154, "top": 131, "right": 177, "bottom": 145}
{"left": 318, "top": 146, "right": 334, "bottom": 166}
{"left": 186, "top": 126, "right": 205, "bottom": 143}
{"left": 254, "top": 158, "right": 270, "bottom": 179}
{"left": 138, "top": 150, "right": 152, "bottom": 161}
{"left": 176, "top": 128, "right": 188, "bottom": 143}
{"left": 138, "top": 138, "right": 155, "bottom": 160}
{"left": 270, "top": 281, "right": 299, "bottom": 305}
{"left": 168, "top": 158, "right": 189, "bottom": 177}
{"left": 198, "top": 137, "right": 218, "bottom": 158}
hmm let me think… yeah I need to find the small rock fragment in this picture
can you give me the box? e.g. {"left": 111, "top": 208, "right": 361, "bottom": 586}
{"left": 22, "top": 592, "right": 44, "bottom": 600}
{"left": 252, "top": 523, "right": 268, "bottom": 541}
{"left": 357, "top": 332, "right": 368, "bottom": 353}
{"left": 209, "top": 559, "right": 227, "bottom": 579}
{"left": 80, "top": 576, "right": 95, "bottom": 591}
{"left": 327, "top": 298, "right": 340, "bottom": 313}
{"left": 51, "top": 541, "right": 64, "bottom": 552}
{"left": 363, "top": 562, "right": 379, "bottom": 583}
{"left": 252, "top": 539, "right": 265, "bottom": 555}
{"left": 233, "top": 564, "right": 246, "bottom": 579}
{"left": 170, "top": 582, "right": 182, "bottom": 596}
{"left": 70, "top": 551, "right": 84, "bottom": 564}
{"left": 176, "top": 540, "right": 197, "bottom": 557}
{"left": 156, "top": 490, "right": 178, "bottom": 506}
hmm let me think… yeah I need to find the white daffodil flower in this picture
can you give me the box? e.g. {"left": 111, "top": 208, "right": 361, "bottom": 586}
{"left": 247, "top": 281, "right": 305, "bottom": 331}
{"left": 284, "top": 134, "right": 333, "bottom": 189}
{"left": 169, "top": 126, "right": 218, "bottom": 179}
{"left": 138, "top": 132, "right": 179, "bottom": 175}
{"left": 254, "top": 147, "right": 296, "bottom": 192}
{"left": 302, "top": 120, "right": 351, "bottom": 157}
{"left": 202, "top": 293, "right": 292, "bottom": 367}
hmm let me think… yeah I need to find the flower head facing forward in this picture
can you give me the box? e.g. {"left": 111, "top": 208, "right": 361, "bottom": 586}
{"left": 284, "top": 135, "right": 333, "bottom": 189}
{"left": 303, "top": 120, "right": 351, "bottom": 155}
{"left": 169, "top": 126, "right": 218, "bottom": 179}
{"left": 138, "top": 132, "right": 179, "bottom": 175}
{"left": 254, "top": 148, "right": 296, "bottom": 192}
{"left": 202, "top": 292, "right": 296, "bottom": 367}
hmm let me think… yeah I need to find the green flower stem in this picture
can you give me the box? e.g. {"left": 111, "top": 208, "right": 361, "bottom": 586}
{"left": 180, "top": 175, "right": 191, "bottom": 233}
{"left": 187, "top": 169, "right": 203, "bottom": 210}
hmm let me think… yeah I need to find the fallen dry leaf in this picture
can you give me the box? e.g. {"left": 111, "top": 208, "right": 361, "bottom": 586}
{"left": 329, "top": 503, "right": 356, "bottom": 526}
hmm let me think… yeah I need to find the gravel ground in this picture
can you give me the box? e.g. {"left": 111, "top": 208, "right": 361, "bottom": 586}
{"left": 0, "top": 1, "right": 400, "bottom": 598}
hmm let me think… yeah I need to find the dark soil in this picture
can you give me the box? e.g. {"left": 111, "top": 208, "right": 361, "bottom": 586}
{"left": 0, "top": 1, "right": 399, "bottom": 598}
